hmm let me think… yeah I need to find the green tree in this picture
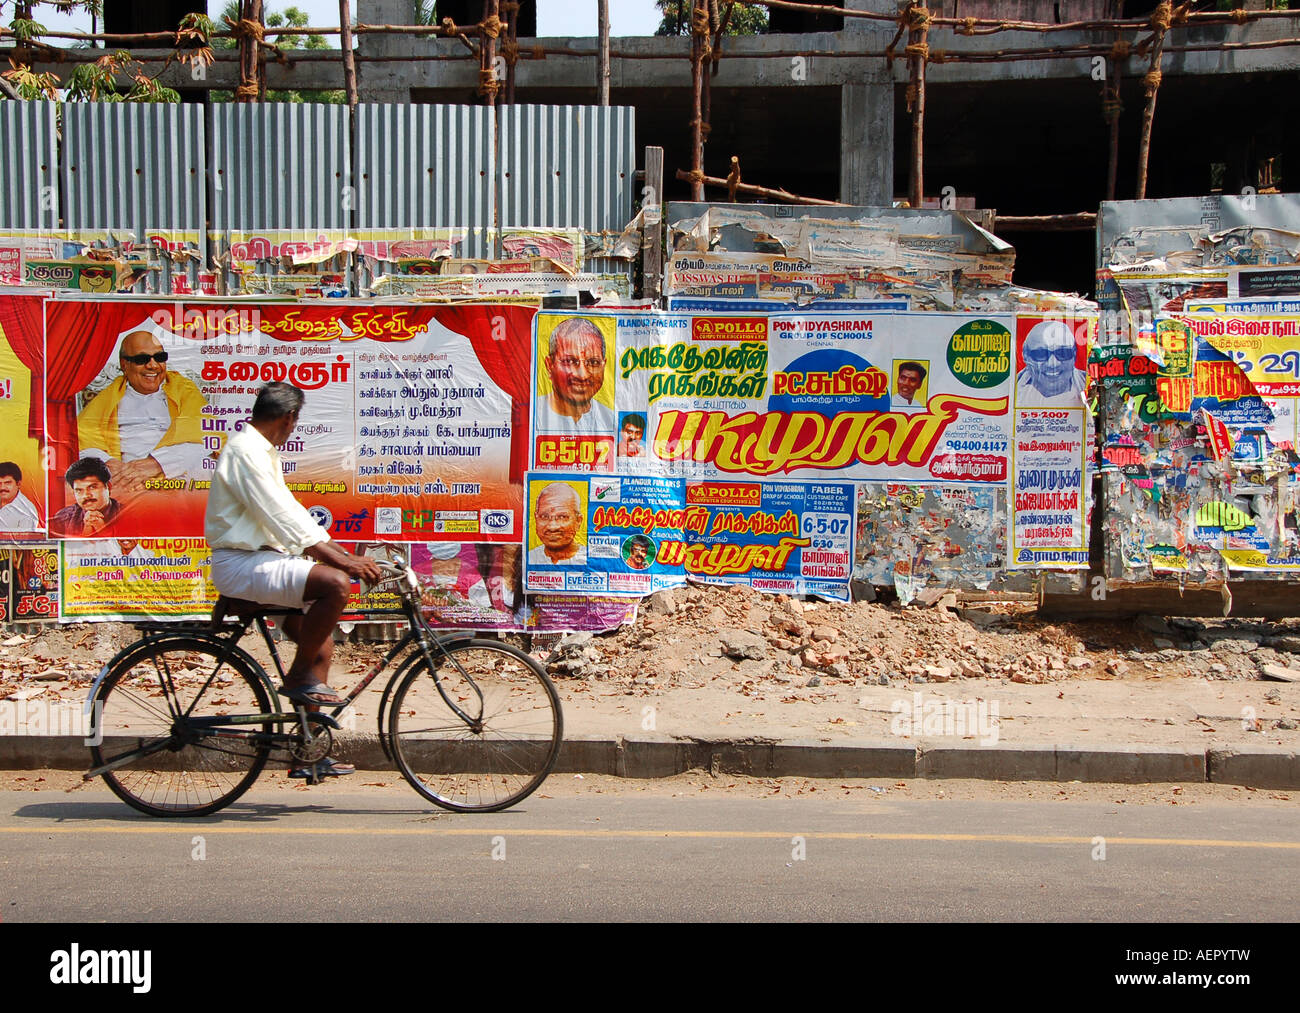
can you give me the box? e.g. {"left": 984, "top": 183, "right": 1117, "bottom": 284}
{"left": 213, "top": 2, "right": 331, "bottom": 51}
{"left": 655, "top": 1, "right": 768, "bottom": 37}
{"left": 212, "top": 2, "right": 343, "bottom": 104}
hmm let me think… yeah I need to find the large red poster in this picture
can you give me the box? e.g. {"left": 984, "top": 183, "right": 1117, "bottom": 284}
{"left": 44, "top": 300, "right": 534, "bottom": 541}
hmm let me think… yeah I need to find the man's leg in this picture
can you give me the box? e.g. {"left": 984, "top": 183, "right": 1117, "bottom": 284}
{"left": 282, "top": 563, "right": 350, "bottom": 690}
{"left": 280, "top": 564, "right": 356, "bottom": 778}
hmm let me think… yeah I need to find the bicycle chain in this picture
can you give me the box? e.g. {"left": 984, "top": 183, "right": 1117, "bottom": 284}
{"left": 289, "top": 722, "right": 334, "bottom": 763}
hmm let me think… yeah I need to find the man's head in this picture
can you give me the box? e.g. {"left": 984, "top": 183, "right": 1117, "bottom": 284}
{"left": 626, "top": 535, "right": 652, "bottom": 568}
{"left": 1021, "top": 321, "right": 1079, "bottom": 398}
{"left": 620, "top": 414, "right": 645, "bottom": 444}
{"left": 65, "top": 458, "right": 112, "bottom": 513}
{"left": 116, "top": 538, "right": 140, "bottom": 555}
{"left": 119, "top": 330, "right": 169, "bottom": 396}
{"left": 534, "top": 483, "right": 582, "bottom": 555}
{"left": 251, "top": 382, "right": 306, "bottom": 447}
{"left": 544, "top": 318, "right": 608, "bottom": 414}
{"left": 896, "top": 362, "right": 927, "bottom": 402}
{"left": 0, "top": 462, "right": 21, "bottom": 507}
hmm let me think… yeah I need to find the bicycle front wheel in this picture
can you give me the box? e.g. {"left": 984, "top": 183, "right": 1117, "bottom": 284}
{"left": 89, "top": 637, "right": 273, "bottom": 817}
{"left": 389, "top": 639, "right": 563, "bottom": 813}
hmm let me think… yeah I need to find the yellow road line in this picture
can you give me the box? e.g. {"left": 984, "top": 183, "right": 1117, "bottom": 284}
{"left": 0, "top": 826, "right": 1297, "bottom": 848}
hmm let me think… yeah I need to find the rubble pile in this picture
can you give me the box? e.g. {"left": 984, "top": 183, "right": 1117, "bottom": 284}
{"left": 6, "top": 587, "right": 1300, "bottom": 707}
{"left": 538, "top": 585, "right": 1300, "bottom": 694}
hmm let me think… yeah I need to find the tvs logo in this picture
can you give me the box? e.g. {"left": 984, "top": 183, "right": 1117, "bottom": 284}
{"left": 307, "top": 505, "right": 333, "bottom": 529}
{"left": 480, "top": 509, "right": 514, "bottom": 534}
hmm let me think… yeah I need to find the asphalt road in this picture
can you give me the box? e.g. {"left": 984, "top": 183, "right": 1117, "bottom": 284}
{"left": 1, "top": 776, "right": 1297, "bottom": 922}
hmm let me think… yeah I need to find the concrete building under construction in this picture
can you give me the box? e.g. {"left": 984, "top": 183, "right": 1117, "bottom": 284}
{"left": 7, "top": 0, "right": 1299, "bottom": 292}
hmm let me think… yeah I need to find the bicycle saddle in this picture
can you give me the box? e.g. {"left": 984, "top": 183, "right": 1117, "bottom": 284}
{"left": 211, "top": 595, "right": 301, "bottom": 625}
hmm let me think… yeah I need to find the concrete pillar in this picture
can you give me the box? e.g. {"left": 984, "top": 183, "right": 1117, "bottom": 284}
{"left": 840, "top": 0, "right": 896, "bottom": 206}
{"left": 357, "top": 0, "right": 413, "bottom": 104}
{"left": 840, "top": 83, "right": 894, "bottom": 206}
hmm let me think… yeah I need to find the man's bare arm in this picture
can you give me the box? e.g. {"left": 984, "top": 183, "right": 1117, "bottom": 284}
{"left": 304, "top": 540, "right": 383, "bottom": 583}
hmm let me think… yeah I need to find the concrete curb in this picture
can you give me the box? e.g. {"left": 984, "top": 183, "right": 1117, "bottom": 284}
{"left": 8, "top": 733, "right": 1300, "bottom": 787}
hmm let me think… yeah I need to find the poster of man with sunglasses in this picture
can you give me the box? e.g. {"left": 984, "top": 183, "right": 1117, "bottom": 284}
{"left": 76, "top": 328, "right": 208, "bottom": 496}
{"left": 1014, "top": 318, "right": 1088, "bottom": 408}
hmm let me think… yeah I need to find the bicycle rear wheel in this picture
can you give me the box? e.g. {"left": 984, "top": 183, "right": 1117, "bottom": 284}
{"left": 89, "top": 637, "right": 273, "bottom": 817}
{"left": 388, "top": 639, "right": 563, "bottom": 813}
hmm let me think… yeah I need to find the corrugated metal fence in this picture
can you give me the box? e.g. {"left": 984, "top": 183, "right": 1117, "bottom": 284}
{"left": 0, "top": 100, "right": 635, "bottom": 257}
{"left": 0, "top": 101, "right": 57, "bottom": 231}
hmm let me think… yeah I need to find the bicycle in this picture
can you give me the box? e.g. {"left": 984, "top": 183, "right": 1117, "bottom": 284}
{"left": 83, "top": 545, "right": 563, "bottom": 817}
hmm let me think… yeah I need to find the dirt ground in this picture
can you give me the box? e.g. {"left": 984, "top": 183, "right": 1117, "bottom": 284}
{"left": 4, "top": 584, "right": 1300, "bottom": 748}
{"left": 2, "top": 769, "right": 1294, "bottom": 808}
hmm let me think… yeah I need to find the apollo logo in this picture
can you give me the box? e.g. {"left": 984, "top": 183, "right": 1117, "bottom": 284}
{"left": 49, "top": 944, "right": 151, "bottom": 993}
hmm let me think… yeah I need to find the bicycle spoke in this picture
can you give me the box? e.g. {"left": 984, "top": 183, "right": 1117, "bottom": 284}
{"left": 389, "top": 641, "right": 562, "bottom": 813}
{"left": 90, "top": 639, "right": 273, "bottom": 817}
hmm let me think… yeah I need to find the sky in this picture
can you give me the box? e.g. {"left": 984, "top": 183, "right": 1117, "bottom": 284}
{"left": 24, "top": 1, "right": 665, "bottom": 39}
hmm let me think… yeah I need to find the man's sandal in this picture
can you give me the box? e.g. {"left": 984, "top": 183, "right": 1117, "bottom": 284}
{"left": 278, "top": 682, "right": 346, "bottom": 707}
{"left": 288, "top": 757, "right": 356, "bottom": 780}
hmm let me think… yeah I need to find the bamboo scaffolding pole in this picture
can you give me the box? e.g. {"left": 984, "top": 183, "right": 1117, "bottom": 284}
{"left": 597, "top": 0, "right": 610, "bottom": 105}
{"left": 994, "top": 212, "right": 1098, "bottom": 230}
{"left": 20, "top": 36, "right": 1300, "bottom": 69}
{"left": 689, "top": 0, "right": 708, "bottom": 201}
{"left": 1103, "top": 34, "right": 1127, "bottom": 202}
{"left": 674, "top": 168, "right": 847, "bottom": 206}
{"left": 503, "top": 0, "right": 519, "bottom": 103}
{"left": 338, "top": 0, "right": 357, "bottom": 108}
{"left": 2, "top": 6, "right": 1293, "bottom": 46}
{"left": 1135, "top": 1, "right": 1174, "bottom": 199}
{"left": 905, "top": 2, "right": 931, "bottom": 211}
{"left": 235, "top": 0, "right": 263, "bottom": 103}
{"left": 478, "top": 0, "right": 501, "bottom": 106}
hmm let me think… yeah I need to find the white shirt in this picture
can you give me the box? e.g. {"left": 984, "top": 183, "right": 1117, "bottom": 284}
{"left": 535, "top": 396, "right": 616, "bottom": 435}
{"left": 891, "top": 394, "right": 924, "bottom": 413}
{"left": 1015, "top": 369, "right": 1088, "bottom": 408}
{"left": 528, "top": 543, "right": 586, "bottom": 567}
{"left": 205, "top": 425, "right": 330, "bottom": 556}
{"left": 0, "top": 491, "right": 41, "bottom": 533}
{"left": 81, "top": 385, "right": 207, "bottom": 478}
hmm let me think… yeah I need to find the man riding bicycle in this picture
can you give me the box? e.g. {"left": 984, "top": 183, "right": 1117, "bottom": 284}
{"left": 205, "top": 381, "right": 382, "bottom": 779}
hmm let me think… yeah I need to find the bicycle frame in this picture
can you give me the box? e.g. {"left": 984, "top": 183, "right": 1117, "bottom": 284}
{"left": 84, "top": 582, "right": 491, "bottom": 780}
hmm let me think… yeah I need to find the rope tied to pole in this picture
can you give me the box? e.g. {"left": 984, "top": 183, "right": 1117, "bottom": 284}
{"left": 1110, "top": 40, "right": 1130, "bottom": 59}
{"left": 957, "top": 17, "right": 977, "bottom": 35}
{"left": 905, "top": 42, "right": 929, "bottom": 60}
{"left": 502, "top": 38, "right": 519, "bottom": 65}
{"left": 1143, "top": 68, "right": 1162, "bottom": 95}
{"left": 907, "top": 5, "right": 932, "bottom": 31}
{"left": 478, "top": 67, "right": 499, "bottom": 96}
{"left": 439, "top": 17, "right": 459, "bottom": 36}
{"left": 233, "top": 82, "right": 259, "bottom": 101}
{"left": 1102, "top": 96, "right": 1123, "bottom": 122}
{"left": 531, "top": 44, "right": 545, "bottom": 59}
{"left": 1230, "top": 7, "right": 1250, "bottom": 24}
{"left": 1149, "top": 1, "right": 1173, "bottom": 32}
{"left": 905, "top": 82, "right": 918, "bottom": 109}
{"left": 687, "top": 169, "right": 705, "bottom": 184}
{"left": 481, "top": 14, "right": 502, "bottom": 39}
{"left": 226, "top": 18, "right": 265, "bottom": 42}
{"left": 692, "top": 4, "right": 710, "bottom": 35}
{"left": 501, "top": 1, "right": 520, "bottom": 13}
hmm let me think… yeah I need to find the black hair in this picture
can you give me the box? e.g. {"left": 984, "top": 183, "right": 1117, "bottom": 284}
{"left": 622, "top": 413, "right": 646, "bottom": 431}
{"left": 0, "top": 461, "right": 20, "bottom": 482}
{"left": 65, "top": 457, "right": 111, "bottom": 487}
{"left": 898, "top": 361, "right": 927, "bottom": 380}
{"left": 251, "top": 382, "right": 306, "bottom": 422}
